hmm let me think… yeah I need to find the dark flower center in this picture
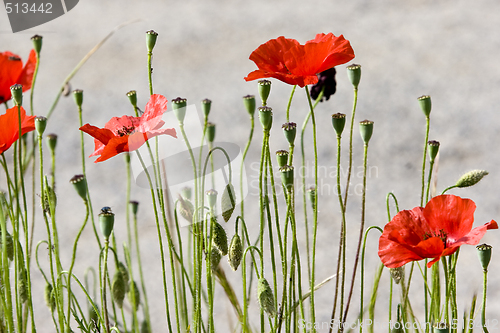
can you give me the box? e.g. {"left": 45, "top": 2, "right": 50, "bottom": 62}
{"left": 423, "top": 229, "right": 448, "bottom": 247}
{"left": 8, "top": 56, "right": 21, "bottom": 61}
{"left": 116, "top": 125, "right": 135, "bottom": 137}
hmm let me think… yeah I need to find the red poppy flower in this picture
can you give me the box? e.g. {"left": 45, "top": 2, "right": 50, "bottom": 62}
{"left": 0, "top": 105, "right": 36, "bottom": 154}
{"left": 378, "top": 194, "right": 498, "bottom": 268}
{"left": 0, "top": 50, "right": 37, "bottom": 104}
{"left": 80, "top": 94, "right": 177, "bottom": 163}
{"left": 244, "top": 33, "right": 355, "bottom": 88}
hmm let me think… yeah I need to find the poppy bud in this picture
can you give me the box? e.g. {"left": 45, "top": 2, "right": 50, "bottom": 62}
{"left": 70, "top": 174, "right": 88, "bottom": 201}
{"left": 307, "top": 186, "right": 316, "bottom": 210}
{"left": 428, "top": 140, "right": 440, "bottom": 162}
{"left": 389, "top": 267, "right": 404, "bottom": 285}
{"left": 206, "top": 189, "right": 218, "bottom": 210}
{"left": 258, "top": 80, "right": 271, "bottom": 106}
{"left": 455, "top": 170, "right": 488, "bottom": 188}
{"left": 206, "top": 122, "right": 216, "bottom": 143}
{"left": 18, "top": 270, "right": 28, "bottom": 303}
{"left": 259, "top": 106, "right": 273, "bottom": 131}
{"left": 476, "top": 243, "right": 492, "bottom": 271}
{"left": 10, "top": 84, "right": 23, "bottom": 106}
{"left": 433, "top": 323, "right": 449, "bottom": 333}
{"left": 0, "top": 229, "right": 14, "bottom": 261}
{"left": 126, "top": 90, "right": 138, "bottom": 108}
{"left": 181, "top": 187, "right": 192, "bottom": 200}
{"left": 146, "top": 30, "right": 158, "bottom": 52}
{"left": 111, "top": 270, "right": 126, "bottom": 308}
{"left": 35, "top": 116, "right": 47, "bottom": 136}
{"left": 117, "top": 261, "right": 130, "bottom": 290}
{"left": 128, "top": 280, "right": 141, "bottom": 311}
{"left": 212, "top": 220, "right": 228, "bottom": 256}
{"left": 359, "top": 120, "right": 374, "bottom": 144}
{"left": 177, "top": 196, "right": 194, "bottom": 223}
{"left": 99, "top": 207, "right": 114, "bottom": 239}
{"left": 172, "top": 97, "right": 187, "bottom": 123}
{"left": 44, "top": 283, "right": 56, "bottom": 312}
{"left": 141, "top": 320, "right": 151, "bottom": 333}
{"left": 228, "top": 234, "right": 243, "bottom": 271}
{"left": 210, "top": 247, "right": 222, "bottom": 271}
{"left": 31, "top": 35, "right": 43, "bottom": 54}
{"left": 88, "top": 301, "right": 99, "bottom": 327}
{"left": 418, "top": 95, "right": 432, "bottom": 117}
{"left": 46, "top": 133, "right": 57, "bottom": 152}
{"left": 243, "top": 95, "right": 256, "bottom": 117}
{"left": 280, "top": 165, "right": 294, "bottom": 191}
{"left": 282, "top": 122, "right": 297, "bottom": 144}
{"left": 331, "top": 113, "right": 346, "bottom": 137}
{"left": 276, "top": 150, "right": 289, "bottom": 168}
{"left": 347, "top": 64, "right": 361, "bottom": 88}
{"left": 257, "top": 278, "right": 276, "bottom": 317}
{"left": 129, "top": 200, "right": 139, "bottom": 216}
{"left": 73, "top": 89, "right": 83, "bottom": 108}
{"left": 201, "top": 99, "right": 211, "bottom": 118}
{"left": 221, "top": 183, "right": 236, "bottom": 222}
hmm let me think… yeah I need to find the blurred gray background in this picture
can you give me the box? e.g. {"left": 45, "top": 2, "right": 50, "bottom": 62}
{"left": 1, "top": 0, "right": 500, "bottom": 331}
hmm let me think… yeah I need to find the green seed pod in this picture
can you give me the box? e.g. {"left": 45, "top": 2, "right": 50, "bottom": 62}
{"left": 10, "top": 84, "right": 23, "bottom": 106}
{"left": 243, "top": 95, "right": 256, "bottom": 117}
{"left": 206, "top": 189, "right": 218, "bottom": 210}
{"left": 455, "top": 170, "right": 488, "bottom": 188}
{"left": 141, "top": 320, "right": 151, "bottom": 333}
{"left": 201, "top": 99, "right": 212, "bottom": 118}
{"left": 210, "top": 247, "right": 222, "bottom": 271}
{"left": 477, "top": 243, "right": 492, "bottom": 271}
{"left": 221, "top": 183, "right": 236, "bottom": 222}
{"left": 73, "top": 89, "right": 83, "bottom": 108}
{"left": 276, "top": 150, "right": 289, "bottom": 168}
{"left": 359, "top": 120, "right": 374, "bottom": 144}
{"left": 70, "top": 174, "right": 87, "bottom": 201}
{"left": 98, "top": 207, "right": 114, "bottom": 239}
{"left": 331, "top": 113, "right": 346, "bottom": 136}
{"left": 280, "top": 165, "right": 294, "bottom": 191}
{"left": 282, "top": 122, "right": 297, "bottom": 144}
{"left": 258, "top": 80, "right": 271, "bottom": 106}
{"left": 111, "top": 270, "right": 126, "bottom": 308}
{"left": 346, "top": 64, "right": 361, "bottom": 88}
{"left": 46, "top": 133, "right": 58, "bottom": 153}
{"left": 172, "top": 97, "right": 187, "bottom": 123}
{"left": 433, "top": 323, "right": 449, "bottom": 333}
{"left": 129, "top": 200, "right": 139, "bottom": 216}
{"left": 428, "top": 140, "right": 440, "bottom": 162}
{"left": 418, "top": 95, "right": 432, "bottom": 117}
{"left": 44, "top": 283, "right": 56, "bottom": 312}
{"left": 206, "top": 122, "right": 216, "bottom": 143}
{"left": 228, "top": 234, "right": 243, "bottom": 271}
{"left": 128, "top": 280, "right": 141, "bottom": 312}
{"left": 212, "top": 220, "right": 228, "bottom": 256}
{"left": 258, "top": 106, "right": 273, "bottom": 131}
{"left": 389, "top": 267, "right": 404, "bottom": 285}
{"left": 257, "top": 278, "right": 276, "bottom": 317}
{"left": 146, "top": 30, "right": 158, "bottom": 52}
{"left": 31, "top": 34, "right": 43, "bottom": 54}
{"left": 35, "top": 116, "right": 47, "bottom": 136}
{"left": 126, "top": 90, "right": 138, "bottom": 108}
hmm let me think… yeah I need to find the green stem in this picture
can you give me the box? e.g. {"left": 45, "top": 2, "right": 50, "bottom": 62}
{"left": 286, "top": 85, "right": 297, "bottom": 122}
{"left": 481, "top": 268, "right": 489, "bottom": 333}
{"left": 343, "top": 86, "right": 358, "bottom": 208}
{"left": 420, "top": 116, "right": 430, "bottom": 206}
{"left": 240, "top": 115, "right": 254, "bottom": 218}
{"left": 101, "top": 240, "right": 111, "bottom": 333}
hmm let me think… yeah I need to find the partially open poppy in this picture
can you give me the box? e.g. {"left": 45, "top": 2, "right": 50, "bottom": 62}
{"left": 244, "top": 33, "right": 354, "bottom": 88}
{"left": 80, "top": 94, "right": 176, "bottom": 163}
{"left": 0, "top": 105, "right": 36, "bottom": 154}
{"left": 0, "top": 50, "right": 37, "bottom": 104}
{"left": 378, "top": 194, "right": 497, "bottom": 268}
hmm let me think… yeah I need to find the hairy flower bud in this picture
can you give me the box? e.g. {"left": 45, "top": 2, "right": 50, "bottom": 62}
{"left": 455, "top": 170, "right": 488, "bottom": 188}
{"left": 228, "top": 234, "right": 243, "bottom": 271}
{"left": 212, "top": 220, "right": 228, "bottom": 256}
{"left": 128, "top": 280, "right": 141, "bottom": 311}
{"left": 257, "top": 278, "right": 276, "bottom": 317}
{"left": 112, "top": 270, "right": 126, "bottom": 308}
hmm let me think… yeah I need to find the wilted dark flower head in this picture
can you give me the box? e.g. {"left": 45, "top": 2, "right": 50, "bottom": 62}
{"left": 310, "top": 67, "right": 337, "bottom": 102}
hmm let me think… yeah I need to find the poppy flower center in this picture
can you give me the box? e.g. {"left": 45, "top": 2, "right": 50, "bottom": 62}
{"left": 8, "top": 56, "right": 21, "bottom": 61}
{"left": 423, "top": 229, "right": 448, "bottom": 247}
{"left": 116, "top": 125, "right": 135, "bottom": 137}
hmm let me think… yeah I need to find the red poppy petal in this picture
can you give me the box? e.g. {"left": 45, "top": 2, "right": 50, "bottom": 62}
{"left": 248, "top": 36, "right": 299, "bottom": 74}
{"left": 104, "top": 115, "right": 141, "bottom": 133}
{"left": 80, "top": 124, "right": 115, "bottom": 146}
{"left": 447, "top": 219, "right": 498, "bottom": 249}
{"left": 0, "top": 52, "right": 23, "bottom": 102}
{"left": 423, "top": 195, "right": 476, "bottom": 240}
{"left": 141, "top": 94, "right": 168, "bottom": 125}
{"left": 244, "top": 69, "right": 309, "bottom": 87}
{"left": 94, "top": 136, "right": 130, "bottom": 162}
{"left": 0, "top": 106, "right": 35, "bottom": 154}
{"left": 17, "top": 49, "right": 36, "bottom": 92}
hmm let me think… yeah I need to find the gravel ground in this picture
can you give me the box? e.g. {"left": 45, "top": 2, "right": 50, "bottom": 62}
{"left": 1, "top": 0, "right": 500, "bottom": 331}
